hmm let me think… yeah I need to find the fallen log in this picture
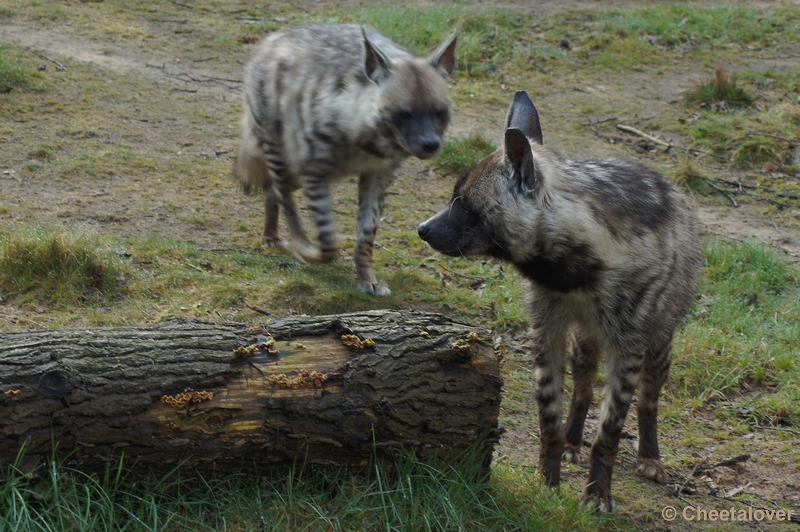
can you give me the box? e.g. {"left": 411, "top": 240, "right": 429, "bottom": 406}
{"left": 0, "top": 310, "right": 503, "bottom": 477}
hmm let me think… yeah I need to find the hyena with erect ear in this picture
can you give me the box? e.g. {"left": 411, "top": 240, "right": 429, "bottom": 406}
{"left": 419, "top": 91, "right": 701, "bottom": 512}
{"left": 235, "top": 24, "right": 457, "bottom": 295}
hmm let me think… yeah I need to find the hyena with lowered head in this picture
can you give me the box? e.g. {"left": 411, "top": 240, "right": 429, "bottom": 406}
{"left": 418, "top": 91, "right": 701, "bottom": 512}
{"left": 235, "top": 24, "right": 457, "bottom": 295}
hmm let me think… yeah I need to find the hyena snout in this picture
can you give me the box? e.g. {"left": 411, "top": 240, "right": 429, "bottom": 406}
{"left": 407, "top": 133, "right": 442, "bottom": 159}
{"left": 418, "top": 209, "right": 463, "bottom": 256}
{"left": 420, "top": 133, "right": 442, "bottom": 154}
{"left": 397, "top": 113, "right": 447, "bottom": 159}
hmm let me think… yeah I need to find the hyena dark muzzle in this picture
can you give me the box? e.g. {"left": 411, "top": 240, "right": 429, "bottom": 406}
{"left": 419, "top": 90, "right": 701, "bottom": 513}
{"left": 418, "top": 198, "right": 476, "bottom": 256}
{"left": 392, "top": 110, "right": 447, "bottom": 159}
{"left": 418, "top": 151, "right": 511, "bottom": 262}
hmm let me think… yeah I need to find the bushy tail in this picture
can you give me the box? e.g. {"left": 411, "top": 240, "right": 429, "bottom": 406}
{"left": 234, "top": 114, "right": 272, "bottom": 195}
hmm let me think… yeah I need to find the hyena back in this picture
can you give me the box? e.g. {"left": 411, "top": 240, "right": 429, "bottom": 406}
{"left": 235, "top": 24, "right": 457, "bottom": 295}
{"left": 419, "top": 91, "right": 701, "bottom": 512}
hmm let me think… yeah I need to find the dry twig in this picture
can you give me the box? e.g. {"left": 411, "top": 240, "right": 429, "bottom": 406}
{"left": 581, "top": 116, "right": 618, "bottom": 136}
{"left": 245, "top": 304, "right": 271, "bottom": 316}
{"left": 706, "top": 181, "right": 738, "bottom": 207}
{"left": 616, "top": 124, "right": 672, "bottom": 148}
{"left": 746, "top": 131, "right": 799, "bottom": 147}
{"left": 27, "top": 49, "right": 65, "bottom": 71}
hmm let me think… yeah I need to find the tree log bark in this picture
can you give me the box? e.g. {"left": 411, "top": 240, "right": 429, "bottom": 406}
{"left": 0, "top": 310, "right": 503, "bottom": 477}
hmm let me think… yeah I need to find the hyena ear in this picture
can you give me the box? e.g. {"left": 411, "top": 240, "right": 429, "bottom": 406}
{"left": 504, "top": 91, "right": 543, "bottom": 145}
{"left": 428, "top": 33, "right": 458, "bottom": 77}
{"left": 361, "top": 27, "right": 393, "bottom": 84}
{"left": 505, "top": 128, "right": 538, "bottom": 197}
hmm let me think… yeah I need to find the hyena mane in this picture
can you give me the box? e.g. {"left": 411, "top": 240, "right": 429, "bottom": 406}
{"left": 235, "top": 23, "right": 457, "bottom": 296}
{"left": 419, "top": 91, "right": 701, "bottom": 512}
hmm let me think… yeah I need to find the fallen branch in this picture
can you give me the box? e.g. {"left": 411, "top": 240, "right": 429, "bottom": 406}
{"left": 616, "top": 124, "right": 672, "bottom": 149}
{"left": 746, "top": 131, "right": 799, "bottom": 147}
{"left": 723, "top": 482, "right": 752, "bottom": 498}
{"left": 581, "top": 116, "right": 618, "bottom": 136}
{"left": 27, "top": 49, "right": 66, "bottom": 71}
{"left": 706, "top": 181, "right": 738, "bottom": 207}
{"left": 687, "top": 173, "right": 799, "bottom": 208}
{"left": 582, "top": 119, "right": 726, "bottom": 161}
{"left": 246, "top": 304, "right": 271, "bottom": 316}
{"left": 682, "top": 147, "right": 728, "bottom": 161}
{"left": 170, "top": 71, "right": 242, "bottom": 89}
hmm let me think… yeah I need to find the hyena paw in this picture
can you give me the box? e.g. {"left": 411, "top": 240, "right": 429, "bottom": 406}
{"left": 580, "top": 491, "right": 615, "bottom": 514}
{"left": 562, "top": 443, "right": 582, "bottom": 465}
{"left": 358, "top": 282, "right": 391, "bottom": 297}
{"left": 289, "top": 241, "right": 338, "bottom": 264}
{"left": 636, "top": 458, "right": 668, "bottom": 484}
{"left": 262, "top": 235, "right": 287, "bottom": 249}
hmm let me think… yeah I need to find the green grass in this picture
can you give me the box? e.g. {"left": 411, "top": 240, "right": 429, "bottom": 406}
{"left": 0, "top": 227, "right": 125, "bottom": 306}
{"left": 673, "top": 240, "right": 800, "bottom": 425}
{"left": 0, "top": 449, "right": 623, "bottom": 532}
{"left": 334, "top": 6, "right": 527, "bottom": 77}
{"left": 433, "top": 133, "right": 498, "bottom": 176}
{"left": 0, "top": 45, "right": 47, "bottom": 93}
{"left": 596, "top": 5, "right": 793, "bottom": 48}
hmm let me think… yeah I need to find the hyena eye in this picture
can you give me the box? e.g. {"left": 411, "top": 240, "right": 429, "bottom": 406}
{"left": 452, "top": 196, "right": 469, "bottom": 215}
{"left": 435, "top": 108, "right": 449, "bottom": 122}
{"left": 395, "top": 109, "right": 413, "bottom": 121}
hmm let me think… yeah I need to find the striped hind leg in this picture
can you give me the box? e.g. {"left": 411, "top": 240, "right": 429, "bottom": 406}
{"left": 562, "top": 331, "right": 600, "bottom": 465}
{"left": 582, "top": 348, "right": 641, "bottom": 513}
{"left": 261, "top": 184, "right": 284, "bottom": 248}
{"left": 636, "top": 338, "right": 673, "bottom": 484}
{"left": 272, "top": 182, "right": 319, "bottom": 264}
{"left": 285, "top": 174, "right": 337, "bottom": 264}
{"left": 234, "top": 120, "right": 284, "bottom": 247}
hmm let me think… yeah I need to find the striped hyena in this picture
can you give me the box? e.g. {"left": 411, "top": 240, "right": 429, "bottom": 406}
{"left": 235, "top": 24, "right": 457, "bottom": 295}
{"left": 418, "top": 91, "right": 701, "bottom": 512}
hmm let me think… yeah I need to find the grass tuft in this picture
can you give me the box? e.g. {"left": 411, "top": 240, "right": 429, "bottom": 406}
{"left": 683, "top": 69, "right": 754, "bottom": 109}
{"left": 0, "top": 227, "right": 125, "bottom": 306}
{"left": 433, "top": 133, "right": 498, "bottom": 176}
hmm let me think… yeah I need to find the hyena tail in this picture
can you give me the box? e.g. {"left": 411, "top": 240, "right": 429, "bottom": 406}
{"left": 234, "top": 114, "right": 272, "bottom": 195}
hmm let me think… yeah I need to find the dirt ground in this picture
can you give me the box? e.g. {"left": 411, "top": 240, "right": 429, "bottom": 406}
{"left": 2, "top": 1, "right": 800, "bottom": 529}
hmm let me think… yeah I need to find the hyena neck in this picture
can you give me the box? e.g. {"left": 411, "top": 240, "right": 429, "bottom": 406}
{"left": 508, "top": 159, "right": 606, "bottom": 294}
{"left": 512, "top": 235, "right": 605, "bottom": 294}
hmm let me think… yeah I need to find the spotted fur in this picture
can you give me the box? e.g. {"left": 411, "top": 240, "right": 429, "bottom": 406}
{"left": 418, "top": 91, "right": 701, "bottom": 512}
{"left": 235, "top": 24, "right": 456, "bottom": 295}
